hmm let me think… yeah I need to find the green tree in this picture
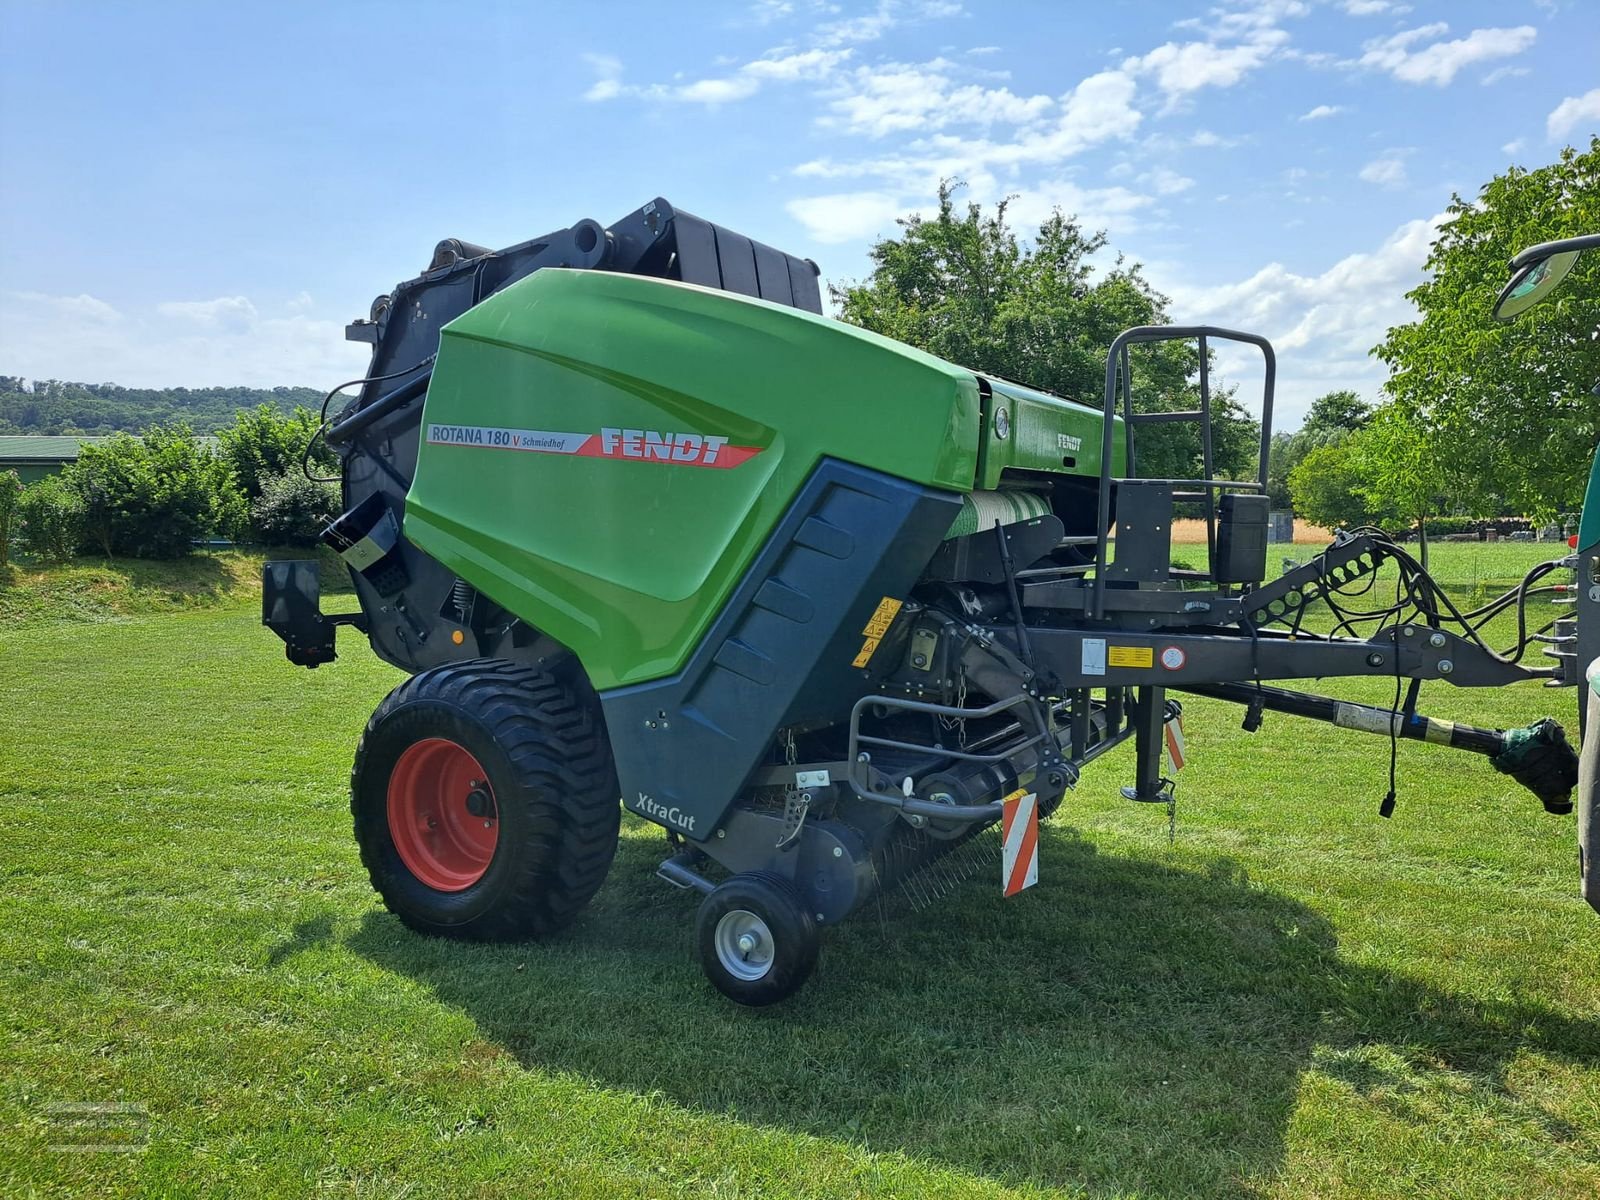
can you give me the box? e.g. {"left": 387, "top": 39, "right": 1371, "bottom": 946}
{"left": 0, "top": 379, "right": 326, "bottom": 436}
{"left": 1267, "top": 389, "right": 1373, "bottom": 509}
{"left": 1287, "top": 440, "right": 1380, "bottom": 531}
{"left": 16, "top": 475, "right": 84, "bottom": 561}
{"left": 65, "top": 426, "right": 238, "bottom": 558}
{"left": 249, "top": 471, "right": 338, "bottom": 546}
{"left": 1374, "top": 137, "right": 1600, "bottom": 518}
{"left": 0, "top": 468, "right": 20, "bottom": 567}
{"left": 219, "top": 404, "right": 334, "bottom": 501}
{"left": 834, "top": 182, "right": 1261, "bottom": 485}
{"left": 1353, "top": 406, "right": 1450, "bottom": 568}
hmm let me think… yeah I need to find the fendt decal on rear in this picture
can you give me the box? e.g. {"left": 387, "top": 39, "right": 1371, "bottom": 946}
{"left": 426, "top": 423, "right": 762, "bottom": 469}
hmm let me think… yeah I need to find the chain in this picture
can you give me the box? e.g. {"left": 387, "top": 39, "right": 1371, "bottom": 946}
{"left": 782, "top": 728, "right": 797, "bottom": 765}
{"left": 937, "top": 670, "right": 970, "bottom": 748}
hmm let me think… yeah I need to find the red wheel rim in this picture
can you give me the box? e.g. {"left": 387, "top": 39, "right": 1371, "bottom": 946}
{"left": 386, "top": 738, "right": 499, "bottom": 891}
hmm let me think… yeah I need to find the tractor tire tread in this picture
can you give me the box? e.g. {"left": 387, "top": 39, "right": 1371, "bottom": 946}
{"left": 350, "top": 658, "right": 620, "bottom": 942}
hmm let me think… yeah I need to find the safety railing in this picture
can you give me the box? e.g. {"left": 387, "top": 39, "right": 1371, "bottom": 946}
{"left": 1091, "top": 325, "right": 1276, "bottom": 619}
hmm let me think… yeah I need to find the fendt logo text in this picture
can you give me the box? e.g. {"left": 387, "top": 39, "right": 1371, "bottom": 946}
{"left": 426, "top": 422, "right": 762, "bottom": 470}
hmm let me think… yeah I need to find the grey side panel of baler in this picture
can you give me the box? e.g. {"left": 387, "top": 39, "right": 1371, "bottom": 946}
{"left": 601, "top": 460, "right": 963, "bottom": 840}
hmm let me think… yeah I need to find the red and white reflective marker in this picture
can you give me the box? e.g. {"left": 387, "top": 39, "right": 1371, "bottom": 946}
{"left": 1000, "top": 788, "right": 1039, "bottom": 897}
{"left": 1164, "top": 711, "right": 1187, "bottom": 772}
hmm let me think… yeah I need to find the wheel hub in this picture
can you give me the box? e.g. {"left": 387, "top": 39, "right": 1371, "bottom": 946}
{"left": 386, "top": 738, "right": 498, "bottom": 891}
{"left": 714, "top": 909, "right": 774, "bottom": 981}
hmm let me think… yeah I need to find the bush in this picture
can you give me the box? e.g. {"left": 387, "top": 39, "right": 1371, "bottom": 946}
{"left": 0, "top": 468, "right": 20, "bottom": 566}
{"left": 219, "top": 404, "right": 334, "bottom": 501}
{"left": 1413, "top": 516, "right": 1477, "bottom": 538}
{"left": 16, "top": 475, "right": 84, "bottom": 561}
{"left": 66, "top": 425, "right": 237, "bottom": 558}
{"left": 249, "top": 471, "right": 337, "bottom": 546}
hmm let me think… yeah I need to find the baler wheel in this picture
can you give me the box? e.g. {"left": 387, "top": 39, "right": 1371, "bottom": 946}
{"left": 351, "top": 659, "right": 620, "bottom": 941}
{"left": 695, "top": 872, "right": 819, "bottom": 1006}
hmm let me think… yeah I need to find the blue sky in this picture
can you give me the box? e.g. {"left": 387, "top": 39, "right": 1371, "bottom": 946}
{"left": 1, "top": 0, "right": 1596, "bottom": 427}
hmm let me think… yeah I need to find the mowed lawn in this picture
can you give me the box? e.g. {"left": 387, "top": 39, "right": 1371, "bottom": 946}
{"left": 2, "top": 547, "right": 1598, "bottom": 1198}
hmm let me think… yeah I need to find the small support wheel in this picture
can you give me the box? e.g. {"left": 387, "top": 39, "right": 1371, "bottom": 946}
{"left": 695, "top": 872, "right": 819, "bottom": 1006}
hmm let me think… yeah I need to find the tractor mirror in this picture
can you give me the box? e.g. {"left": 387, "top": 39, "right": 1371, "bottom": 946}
{"left": 1493, "top": 233, "right": 1600, "bottom": 322}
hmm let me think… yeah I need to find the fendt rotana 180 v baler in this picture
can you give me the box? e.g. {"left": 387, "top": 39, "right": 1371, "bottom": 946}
{"left": 264, "top": 201, "right": 1600, "bottom": 1004}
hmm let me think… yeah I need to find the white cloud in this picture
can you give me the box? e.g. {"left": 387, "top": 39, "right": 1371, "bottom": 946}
{"left": 1145, "top": 166, "right": 1194, "bottom": 195}
{"left": 0, "top": 292, "right": 369, "bottom": 389}
{"left": 815, "top": 0, "right": 965, "bottom": 48}
{"left": 1122, "top": 28, "right": 1287, "bottom": 107}
{"left": 966, "top": 45, "right": 1000, "bottom": 56}
{"left": 793, "top": 67, "right": 1141, "bottom": 191}
{"left": 1175, "top": 1, "right": 1307, "bottom": 38}
{"left": 5, "top": 291, "right": 121, "bottom": 325}
{"left": 1299, "top": 104, "right": 1344, "bottom": 121}
{"left": 1481, "top": 65, "right": 1529, "bottom": 86}
{"left": 1358, "top": 151, "right": 1409, "bottom": 187}
{"left": 1358, "top": 23, "right": 1536, "bottom": 87}
{"left": 1340, "top": 0, "right": 1409, "bottom": 14}
{"left": 1156, "top": 211, "right": 1446, "bottom": 426}
{"left": 745, "top": 48, "right": 850, "bottom": 82}
{"left": 1002, "top": 180, "right": 1157, "bottom": 238}
{"left": 587, "top": 47, "right": 853, "bottom": 106}
{"left": 1547, "top": 88, "right": 1600, "bottom": 141}
{"left": 156, "top": 296, "right": 259, "bottom": 329}
{"left": 786, "top": 191, "right": 905, "bottom": 243}
{"left": 1503, "top": 138, "right": 1525, "bottom": 156}
{"left": 581, "top": 53, "right": 623, "bottom": 102}
{"left": 746, "top": 0, "right": 796, "bottom": 25}
{"left": 822, "top": 60, "right": 1051, "bottom": 138}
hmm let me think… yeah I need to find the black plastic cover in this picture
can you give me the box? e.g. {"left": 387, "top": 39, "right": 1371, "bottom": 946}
{"left": 1216, "top": 492, "right": 1270, "bottom": 584}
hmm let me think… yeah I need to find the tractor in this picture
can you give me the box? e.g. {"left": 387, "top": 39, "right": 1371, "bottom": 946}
{"left": 263, "top": 201, "right": 1597, "bottom": 1004}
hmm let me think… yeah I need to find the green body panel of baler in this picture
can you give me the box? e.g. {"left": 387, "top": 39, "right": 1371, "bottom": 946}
{"left": 977, "top": 377, "right": 1127, "bottom": 489}
{"left": 404, "top": 268, "right": 1119, "bottom": 691}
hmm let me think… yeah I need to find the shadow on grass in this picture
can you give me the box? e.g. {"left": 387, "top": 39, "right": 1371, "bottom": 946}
{"left": 344, "top": 830, "right": 1600, "bottom": 1198}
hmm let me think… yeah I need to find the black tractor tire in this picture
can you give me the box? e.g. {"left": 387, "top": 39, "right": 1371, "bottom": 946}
{"left": 695, "top": 871, "right": 820, "bottom": 1006}
{"left": 351, "top": 658, "right": 619, "bottom": 941}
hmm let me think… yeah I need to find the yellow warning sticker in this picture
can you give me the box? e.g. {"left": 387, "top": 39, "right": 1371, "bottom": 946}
{"left": 851, "top": 637, "right": 882, "bottom": 669}
{"left": 1108, "top": 645, "right": 1154, "bottom": 668}
{"left": 850, "top": 598, "right": 904, "bottom": 669}
{"left": 862, "top": 596, "right": 903, "bottom": 638}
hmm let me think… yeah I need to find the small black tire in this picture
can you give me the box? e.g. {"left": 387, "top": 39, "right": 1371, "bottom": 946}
{"left": 695, "top": 872, "right": 820, "bottom": 1006}
{"left": 351, "top": 658, "right": 619, "bottom": 941}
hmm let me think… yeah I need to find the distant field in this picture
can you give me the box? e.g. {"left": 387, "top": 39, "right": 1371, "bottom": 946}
{"left": 1, "top": 546, "right": 1597, "bottom": 1198}
{"left": 1171, "top": 517, "right": 1334, "bottom": 544}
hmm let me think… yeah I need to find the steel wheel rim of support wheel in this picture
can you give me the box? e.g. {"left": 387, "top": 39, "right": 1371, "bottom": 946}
{"left": 713, "top": 909, "right": 775, "bottom": 982}
{"left": 386, "top": 738, "right": 498, "bottom": 891}
{"left": 696, "top": 872, "right": 819, "bottom": 1005}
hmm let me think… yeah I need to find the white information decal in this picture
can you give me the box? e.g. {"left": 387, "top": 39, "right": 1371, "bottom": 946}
{"left": 1081, "top": 637, "right": 1107, "bottom": 677}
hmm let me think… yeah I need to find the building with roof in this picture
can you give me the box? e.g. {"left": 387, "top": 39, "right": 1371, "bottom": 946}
{"left": 0, "top": 436, "right": 109, "bottom": 484}
{"left": 0, "top": 435, "right": 222, "bottom": 484}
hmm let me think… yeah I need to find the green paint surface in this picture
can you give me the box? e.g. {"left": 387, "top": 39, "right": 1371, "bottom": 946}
{"left": 977, "top": 376, "right": 1127, "bottom": 489}
{"left": 405, "top": 269, "right": 1118, "bottom": 689}
{"left": 1578, "top": 442, "right": 1600, "bottom": 553}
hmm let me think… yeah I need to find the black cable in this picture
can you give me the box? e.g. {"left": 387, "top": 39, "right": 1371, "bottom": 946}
{"left": 1381, "top": 640, "right": 1402, "bottom": 818}
{"left": 301, "top": 355, "right": 436, "bottom": 483}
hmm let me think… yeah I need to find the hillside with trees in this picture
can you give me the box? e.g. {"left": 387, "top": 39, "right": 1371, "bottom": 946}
{"left": 0, "top": 377, "right": 326, "bottom": 435}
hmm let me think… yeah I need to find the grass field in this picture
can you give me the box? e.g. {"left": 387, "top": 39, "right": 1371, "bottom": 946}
{"left": 2, "top": 546, "right": 1598, "bottom": 1198}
